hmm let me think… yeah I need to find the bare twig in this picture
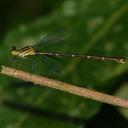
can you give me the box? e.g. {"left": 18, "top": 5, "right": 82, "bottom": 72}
{"left": 1, "top": 65, "right": 128, "bottom": 108}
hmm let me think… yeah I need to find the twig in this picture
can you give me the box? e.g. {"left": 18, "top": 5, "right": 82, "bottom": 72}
{"left": 1, "top": 65, "right": 128, "bottom": 108}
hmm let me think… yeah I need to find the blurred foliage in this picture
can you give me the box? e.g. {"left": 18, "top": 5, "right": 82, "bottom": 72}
{"left": 116, "top": 83, "right": 128, "bottom": 119}
{"left": 0, "top": 0, "right": 128, "bottom": 127}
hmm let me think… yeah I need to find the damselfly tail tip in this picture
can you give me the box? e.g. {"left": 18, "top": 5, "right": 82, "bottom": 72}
{"left": 115, "top": 58, "right": 126, "bottom": 64}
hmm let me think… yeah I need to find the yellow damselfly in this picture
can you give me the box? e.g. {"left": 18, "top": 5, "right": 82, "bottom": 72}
{"left": 10, "top": 29, "right": 126, "bottom": 64}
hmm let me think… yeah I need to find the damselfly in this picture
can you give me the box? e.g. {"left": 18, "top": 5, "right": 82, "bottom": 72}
{"left": 10, "top": 30, "right": 126, "bottom": 64}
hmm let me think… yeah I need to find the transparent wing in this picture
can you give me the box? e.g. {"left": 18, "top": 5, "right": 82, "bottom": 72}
{"left": 27, "top": 54, "right": 61, "bottom": 76}
{"left": 41, "top": 55, "right": 61, "bottom": 75}
{"left": 33, "top": 28, "right": 67, "bottom": 49}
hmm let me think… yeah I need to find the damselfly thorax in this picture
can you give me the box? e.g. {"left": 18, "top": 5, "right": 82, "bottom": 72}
{"left": 11, "top": 46, "right": 36, "bottom": 58}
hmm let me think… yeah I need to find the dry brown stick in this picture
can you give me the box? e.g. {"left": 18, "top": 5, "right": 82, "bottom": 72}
{"left": 1, "top": 65, "right": 128, "bottom": 108}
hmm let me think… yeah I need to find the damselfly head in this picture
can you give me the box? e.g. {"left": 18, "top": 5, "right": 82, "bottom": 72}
{"left": 10, "top": 46, "right": 18, "bottom": 56}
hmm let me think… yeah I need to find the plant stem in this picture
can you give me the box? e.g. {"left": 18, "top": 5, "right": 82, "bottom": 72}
{"left": 1, "top": 65, "right": 128, "bottom": 108}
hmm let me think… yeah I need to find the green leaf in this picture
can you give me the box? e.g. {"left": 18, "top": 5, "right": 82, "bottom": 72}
{"left": 0, "top": 0, "right": 128, "bottom": 127}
